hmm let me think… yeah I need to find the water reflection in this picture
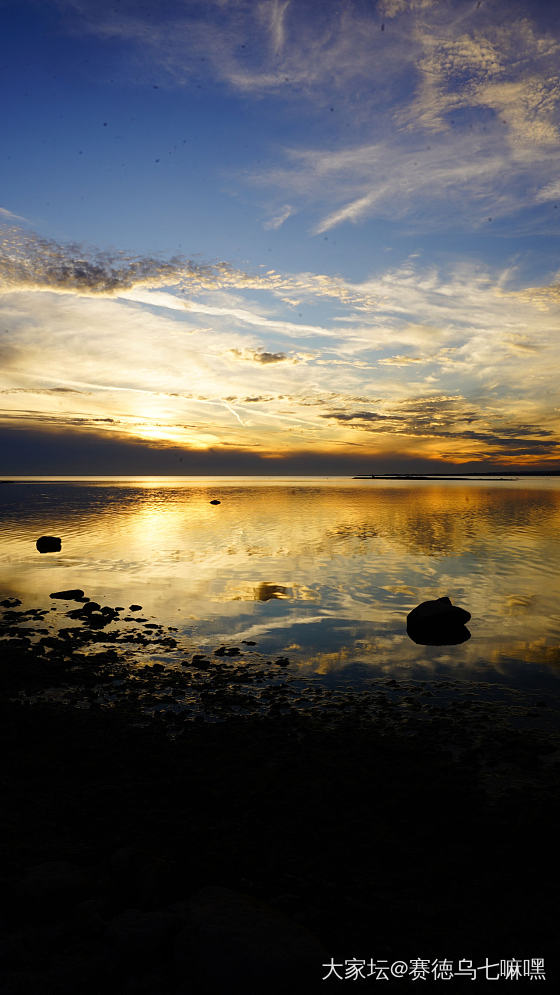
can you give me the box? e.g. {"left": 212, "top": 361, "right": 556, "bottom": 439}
{"left": 0, "top": 478, "right": 559, "bottom": 689}
{"left": 254, "top": 583, "right": 292, "bottom": 601}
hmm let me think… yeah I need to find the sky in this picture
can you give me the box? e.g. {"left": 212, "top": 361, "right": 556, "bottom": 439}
{"left": 1, "top": 0, "right": 560, "bottom": 474}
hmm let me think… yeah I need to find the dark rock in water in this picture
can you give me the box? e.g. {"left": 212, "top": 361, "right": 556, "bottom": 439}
{"left": 129, "top": 604, "right": 142, "bottom": 611}
{"left": 210, "top": 499, "right": 221, "bottom": 505}
{"left": 36, "top": 535, "right": 61, "bottom": 553}
{"left": 191, "top": 654, "right": 212, "bottom": 668}
{"left": 50, "top": 589, "right": 85, "bottom": 601}
{"left": 85, "top": 611, "right": 110, "bottom": 629}
{"left": 81, "top": 601, "right": 101, "bottom": 614}
{"left": 407, "top": 596, "right": 471, "bottom": 646}
{"left": 0, "top": 597, "right": 21, "bottom": 608}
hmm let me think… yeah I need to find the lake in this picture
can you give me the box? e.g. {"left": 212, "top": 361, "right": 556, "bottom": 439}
{"left": 1, "top": 475, "right": 559, "bottom": 693}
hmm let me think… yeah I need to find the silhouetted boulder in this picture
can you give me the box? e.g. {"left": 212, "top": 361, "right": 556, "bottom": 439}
{"left": 407, "top": 596, "right": 471, "bottom": 646}
{"left": 49, "top": 589, "right": 85, "bottom": 601}
{"left": 36, "top": 535, "right": 61, "bottom": 553}
{"left": 210, "top": 499, "right": 221, "bottom": 505}
{"left": 81, "top": 601, "right": 101, "bottom": 614}
{"left": 129, "top": 604, "right": 142, "bottom": 611}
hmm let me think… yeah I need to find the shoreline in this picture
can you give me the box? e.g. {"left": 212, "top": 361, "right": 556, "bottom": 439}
{"left": 1, "top": 599, "right": 559, "bottom": 991}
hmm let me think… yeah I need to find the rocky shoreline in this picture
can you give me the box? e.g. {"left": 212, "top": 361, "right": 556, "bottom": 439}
{"left": 1, "top": 597, "right": 559, "bottom": 991}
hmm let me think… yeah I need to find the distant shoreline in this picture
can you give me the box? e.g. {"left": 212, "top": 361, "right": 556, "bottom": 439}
{"left": 353, "top": 471, "right": 560, "bottom": 479}
{"left": 1, "top": 470, "right": 560, "bottom": 483}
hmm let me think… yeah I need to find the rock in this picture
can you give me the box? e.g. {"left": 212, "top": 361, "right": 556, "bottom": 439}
{"left": 407, "top": 596, "right": 471, "bottom": 646}
{"left": 81, "top": 602, "right": 101, "bottom": 614}
{"left": 36, "top": 535, "right": 61, "bottom": 553}
{"left": 176, "top": 886, "right": 326, "bottom": 991}
{"left": 191, "top": 654, "right": 211, "bottom": 668}
{"left": 129, "top": 604, "right": 142, "bottom": 611}
{"left": 85, "top": 612, "right": 110, "bottom": 628}
{"left": 49, "top": 589, "right": 85, "bottom": 601}
{"left": 210, "top": 499, "right": 221, "bottom": 505}
{"left": 0, "top": 597, "right": 21, "bottom": 608}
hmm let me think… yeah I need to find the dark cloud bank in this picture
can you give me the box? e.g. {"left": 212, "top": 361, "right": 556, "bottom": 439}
{"left": 1, "top": 426, "right": 558, "bottom": 476}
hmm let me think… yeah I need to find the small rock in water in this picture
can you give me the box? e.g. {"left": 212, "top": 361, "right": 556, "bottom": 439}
{"left": 129, "top": 604, "right": 143, "bottom": 611}
{"left": 407, "top": 596, "right": 471, "bottom": 646}
{"left": 36, "top": 535, "right": 61, "bottom": 553}
{"left": 49, "top": 589, "right": 85, "bottom": 601}
{"left": 210, "top": 499, "right": 221, "bottom": 505}
{"left": 0, "top": 597, "right": 21, "bottom": 608}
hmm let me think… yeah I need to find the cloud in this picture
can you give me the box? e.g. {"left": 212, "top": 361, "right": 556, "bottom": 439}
{"left": 228, "top": 348, "right": 290, "bottom": 364}
{"left": 0, "top": 207, "right": 29, "bottom": 222}
{"left": 378, "top": 355, "right": 425, "bottom": 366}
{"left": 239, "top": 2, "right": 560, "bottom": 233}
{"left": 322, "top": 410, "right": 400, "bottom": 424}
{"left": 1, "top": 227, "right": 559, "bottom": 467}
{"left": 320, "top": 396, "right": 559, "bottom": 460}
{"left": 263, "top": 204, "right": 293, "bottom": 229}
{"left": 0, "top": 225, "right": 223, "bottom": 296}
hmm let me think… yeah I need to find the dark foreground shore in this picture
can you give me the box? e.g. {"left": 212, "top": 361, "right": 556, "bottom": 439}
{"left": 1, "top": 601, "right": 559, "bottom": 992}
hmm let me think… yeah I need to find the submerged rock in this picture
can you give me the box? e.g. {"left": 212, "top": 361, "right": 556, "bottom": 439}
{"left": 36, "top": 535, "right": 61, "bottom": 553}
{"left": 407, "top": 596, "right": 471, "bottom": 646}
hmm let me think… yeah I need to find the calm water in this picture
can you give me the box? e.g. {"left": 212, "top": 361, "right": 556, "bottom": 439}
{"left": 1, "top": 476, "right": 560, "bottom": 690}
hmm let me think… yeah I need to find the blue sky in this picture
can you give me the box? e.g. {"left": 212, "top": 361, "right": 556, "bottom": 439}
{"left": 1, "top": 0, "right": 560, "bottom": 472}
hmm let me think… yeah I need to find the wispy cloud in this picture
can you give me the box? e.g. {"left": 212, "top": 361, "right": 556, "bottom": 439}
{"left": 263, "top": 204, "right": 293, "bottom": 229}
{"left": 41, "top": 2, "right": 560, "bottom": 239}
{"left": 0, "top": 207, "right": 29, "bottom": 223}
